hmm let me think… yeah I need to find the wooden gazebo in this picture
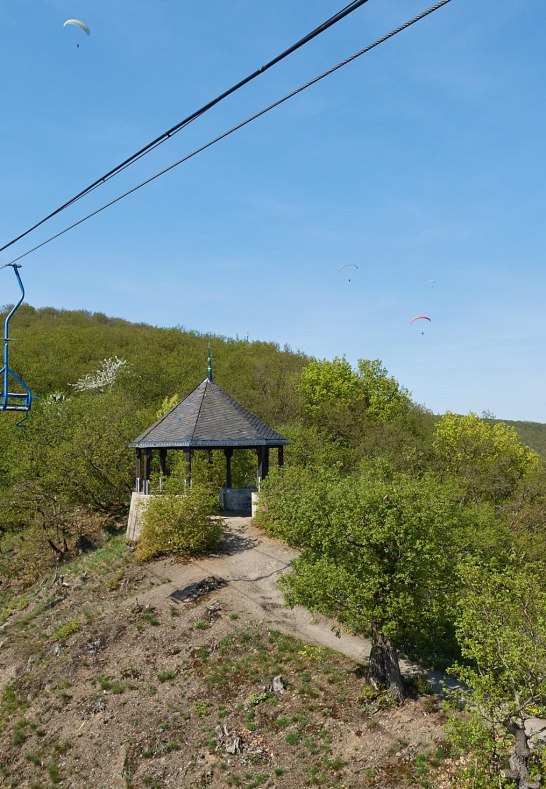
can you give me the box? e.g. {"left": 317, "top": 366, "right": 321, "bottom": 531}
{"left": 129, "top": 363, "right": 289, "bottom": 496}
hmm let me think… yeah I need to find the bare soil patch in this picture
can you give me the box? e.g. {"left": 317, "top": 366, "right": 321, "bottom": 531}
{"left": 0, "top": 517, "right": 448, "bottom": 788}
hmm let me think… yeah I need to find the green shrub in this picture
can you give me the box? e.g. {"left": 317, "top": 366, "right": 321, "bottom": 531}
{"left": 136, "top": 487, "right": 222, "bottom": 561}
{"left": 52, "top": 620, "right": 81, "bottom": 641}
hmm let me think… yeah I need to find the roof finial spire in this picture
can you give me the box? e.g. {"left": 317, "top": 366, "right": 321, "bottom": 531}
{"left": 207, "top": 344, "right": 213, "bottom": 382}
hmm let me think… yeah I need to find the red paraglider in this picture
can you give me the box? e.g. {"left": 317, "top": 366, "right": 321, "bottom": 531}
{"left": 410, "top": 315, "right": 431, "bottom": 325}
{"left": 410, "top": 315, "right": 431, "bottom": 335}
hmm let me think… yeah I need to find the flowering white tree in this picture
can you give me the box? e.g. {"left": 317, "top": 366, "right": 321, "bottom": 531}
{"left": 70, "top": 356, "right": 127, "bottom": 393}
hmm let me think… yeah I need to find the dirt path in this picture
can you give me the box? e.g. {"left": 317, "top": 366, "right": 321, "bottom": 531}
{"left": 136, "top": 515, "right": 546, "bottom": 743}
{"left": 138, "top": 515, "right": 381, "bottom": 667}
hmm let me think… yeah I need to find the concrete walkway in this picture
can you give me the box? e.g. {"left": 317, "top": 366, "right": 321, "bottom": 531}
{"left": 135, "top": 515, "right": 546, "bottom": 741}
{"left": 140, "top": 515, "right": 409, "bottom": 670}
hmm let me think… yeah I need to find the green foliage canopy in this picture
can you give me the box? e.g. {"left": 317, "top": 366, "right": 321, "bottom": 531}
{"left": 257, "top": 466, "right": 496, "bottom": 669}
{"left": 433, "top": 412, "right": 540, "bottom": 501}
{"left": 296, "top": 356, "right": 411, "bottom": 424}
{"left": 450, "top": 563, "right": 546, "bottom": 787}
{"left": 453, "top": 563, "right": 546, "bottom": 722}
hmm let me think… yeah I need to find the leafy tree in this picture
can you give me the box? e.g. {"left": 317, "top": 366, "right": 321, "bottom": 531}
{"left": 0, "top": 378, "right": 146, "bottom": 559}
{"left": 156, "top": 393, "right": 180, "bottom": 419}
{"left": 296, "top": 356, "right": 361, "bottom": 418}
{"left": 293, "top": 356, "right": 431, "bottom": 474}
{"left": 433, "top": 412, "right": 540, "bottom": 501}
{"left": 278, "top": 422, "right": 359, "bottom": 474}
{"left": 356, "top": 359, "right": 411, "bottom": 422}
{"left": 296, "top": 356, "right": 411, "bottom": 427}
{"left": 450, "top": 563, "right": 546, "bottom": 789}
{"left": 257, "top": 466, "right": 483, "bottom": 697}
{"left": 496, "top": 468, "right": 546, "bottom": 563}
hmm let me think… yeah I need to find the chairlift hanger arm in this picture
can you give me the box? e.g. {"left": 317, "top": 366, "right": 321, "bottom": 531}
{"left": 3, "top": 264, "right": 24, "bottom": 339}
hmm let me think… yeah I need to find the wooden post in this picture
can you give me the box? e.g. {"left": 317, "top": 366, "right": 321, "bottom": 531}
{"left": 257, "top": 447, "right": 270, "bottom": 486}
{"left": 143, "top": 449, "right": 151, "bottom": 495}
{"left": 278, "top": 445, "right": 284, "bottom": 468}
{"left": 224, "top": 448, "right": 233, "bottom": 488}
{"left": 159, "top": 448, "right": 167, "bottom": 492}
{"left": 262, "top": 447, "right": 270, "bottom": 480}
{"left": 135, "top": 449, "right": 142, "bottom": 492}
{"left": 184, "top": 448, "right": 193, "bottom": 488}
{"left": 159, "top": 448, "right": 167, "bottom": 476}
{"left": 256, "top": 447, "right": 262, "bottom": 486}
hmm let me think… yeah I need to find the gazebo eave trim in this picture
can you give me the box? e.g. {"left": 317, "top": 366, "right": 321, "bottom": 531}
{"left": 129, "top": 439, "right": 290, "bottom": 449}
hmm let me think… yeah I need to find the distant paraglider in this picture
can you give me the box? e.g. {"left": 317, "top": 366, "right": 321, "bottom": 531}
{"left": 410, "top": 315, "right": 431, "bottom": 335}
{"left": 63, "top": 19, "right": 91, "bottom": 44}
{"left": 410, "top": 315, "right": 431, "bottom": 325}
{"left": 338, "top": 263, "right": 358, "bottom": 282}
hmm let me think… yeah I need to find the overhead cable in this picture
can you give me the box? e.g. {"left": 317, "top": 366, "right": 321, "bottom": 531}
{"left": 0, "top": 0, "right": 373, "bottom": 255}
{"left": 3, "top": 0, "right": 454, "bottom": 268}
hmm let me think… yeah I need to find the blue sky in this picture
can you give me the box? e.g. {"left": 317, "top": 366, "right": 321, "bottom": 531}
{"left": 1, "top": 1, "right": 545, "bottom": 421}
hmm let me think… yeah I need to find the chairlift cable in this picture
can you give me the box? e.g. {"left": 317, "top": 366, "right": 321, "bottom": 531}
{"left": 0, "top": 0, "right": 373, "bottom": 255}
{"left": 3, "top": 0, "right": 454, "bottom": 268}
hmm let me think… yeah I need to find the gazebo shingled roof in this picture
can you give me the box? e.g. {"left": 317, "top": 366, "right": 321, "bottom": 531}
{"left": 129, "top": 365, "right": 289, "bottom": 495}
{"left": 129, "top": 379, "right": 289, "bottom": 450}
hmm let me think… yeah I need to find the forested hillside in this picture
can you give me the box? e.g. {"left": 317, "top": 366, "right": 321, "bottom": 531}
{"left": 4, "top": 304, "right": 546, "bottom": 455}
{"left": 502, "top": 419, "right": 546, "bottom": 458}
{"left": 1, "top": 304, "right": 307, "bottom": 424}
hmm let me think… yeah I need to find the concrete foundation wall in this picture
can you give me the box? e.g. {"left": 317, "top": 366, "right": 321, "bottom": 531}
{"left": 126, "top": 492, "right": 153, "bottom": 542}
{"left": 251, "top": 492, "right": 260, "bottom": 518}
{"left": 220, "top": 487, "right": 257, "bottom": 512}
{"left": 128, "top": 488, "right": 258, "bottom": 542}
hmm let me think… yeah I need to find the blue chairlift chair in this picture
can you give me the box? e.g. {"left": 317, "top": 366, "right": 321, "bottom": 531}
{"left": 1, "top": 264, "right": 33, "bottom": 414}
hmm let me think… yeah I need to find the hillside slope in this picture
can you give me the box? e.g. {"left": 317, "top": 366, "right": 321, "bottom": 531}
{"left": 1, "top": 304, "right": 308, "bottom": 426}
{"left": 0, "top": 525, "right": 449, "bottom": 789}
{"left": 502, "top": 419, "right": 546, "bottom": 458}
{"left": 5, "top": 304, "right": 545, "bottom": 455}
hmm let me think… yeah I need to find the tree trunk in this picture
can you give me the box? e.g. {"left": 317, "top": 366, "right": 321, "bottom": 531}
{"left": 47, "top": 538, "right": 66, "bottom": 561}
{"left": 368, "top": 623, "right": 405, "bottom": 701}
{"left": 501, "top": 718, "right": 541, "bottom": 789}
{"left": 47, "top": 536, "right": 70, "bottom": 562}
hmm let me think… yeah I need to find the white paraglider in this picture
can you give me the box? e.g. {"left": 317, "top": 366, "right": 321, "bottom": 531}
{"left": 337, "top": 263, "right": 359, "bottom": 282}
{"left": 63, "top": 19, "right": 91, "bottom": 36}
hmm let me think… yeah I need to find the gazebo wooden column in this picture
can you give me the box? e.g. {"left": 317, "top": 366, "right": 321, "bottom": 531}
{"left": 159, "top": 448, "right": 167, "bottom": 492}
{"left": 278, "top": 446, "right": 284, "bottom": 467}
{"left": 257, "top": 446, "right": 270, "bottom": 483}
{"left": 184, "top": 449, "right": 193, "bottom": 487}
{"left": 159, "top": 448, "right": 167, "bottom": 476}
{"left": 135, "top": 449, "right": 142, "bottom": 492}
{"left": 142, "top": 449, "right": 151, "bottom": 494}
{"left": 224, "top": 448, "right": 233, "bottom": 488}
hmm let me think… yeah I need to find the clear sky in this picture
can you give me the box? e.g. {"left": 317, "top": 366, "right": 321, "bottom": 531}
{"left": 1, "top": 1, "right": 545, "bottom": 421}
